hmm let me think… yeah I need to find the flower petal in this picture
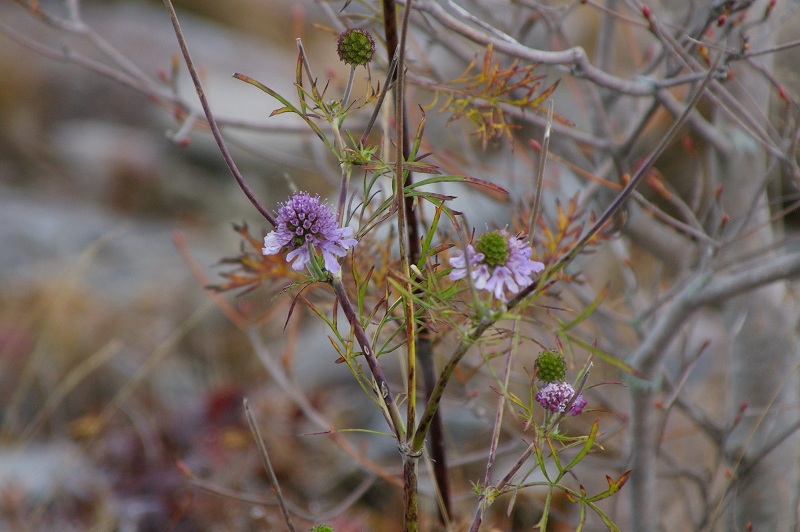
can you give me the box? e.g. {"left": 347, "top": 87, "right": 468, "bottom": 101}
{"left": 286, "top": 247, "right": 310, "bottom": 271}
{"left": 262, "top": 231, "right": 284, "bottom": 255}
{"left": 322, "top": 251, "right": 341, "bottom": 274}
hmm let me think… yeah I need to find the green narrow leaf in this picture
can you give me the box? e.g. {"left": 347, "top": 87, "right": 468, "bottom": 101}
{"left": 233, "top": 73, "right": 328, "bottom": 145}
{"left": 586, "top": 501, "right": 621, "bottom": 531}
{"left": 534, "top": 439, "right": 552, "bottom": 483}
{"left": 302, "top": 297, "right": 340, "bottom": 340}
{"left": 563, "top": 420, "right": 598, "bottom": 473}
{"left": 418, "top": 205, "right": 443, "bottom": 270}
{"left": 559, "top": 332, "right": 646, "bottom": 379}
{"left": 560, "top": 288, "right": 607, "bottom": 332}
{"left": 546, "top": 436, "right": 564, "bottom": 476}
{"left": 533, "top": 487, "right": 553, "bottom": 530}
{"left": 498, "top": 388, "right": 530, "bottom": 415}
{"left": 294, "top": 53, "right": 311, "bottom": 115}
{"left": 320, "top": 427, "right": 395, "bottom": 438}
{"left": 403, "top": 174, "right": 508, "bottom": 196}
{"left": 586, "top": 470, "right": 632, "bottom": 502}
{"left": 408, "top": 111, "right": 426, "bottom": 164}
{"left": 575, "top": 498, "right": 587, "bottom": 532}
{"left": 355, "top": 266, "right": 372, "bottom": 319}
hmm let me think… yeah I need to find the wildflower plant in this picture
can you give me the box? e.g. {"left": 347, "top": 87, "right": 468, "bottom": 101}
{"left": 198, "top": 20, "right": 635, "bottom": 524}
{"left": 159, "top": 1, "right": 719, "bottom": 529}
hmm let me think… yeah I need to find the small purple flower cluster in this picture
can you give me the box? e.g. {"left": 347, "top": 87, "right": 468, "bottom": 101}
{"left": 262, "top": 192, "right": 357, "bottom": 275}
{"left": 449, "top": 229, "right": 544, "bottom": 302}
{"left": 535, "top": 381, "right": 587, "bottom": 417}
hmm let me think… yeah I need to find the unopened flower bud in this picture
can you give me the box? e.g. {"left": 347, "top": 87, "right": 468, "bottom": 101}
{"left": 535, "top": 351, "right": 567, "bottom": 382}
{"left": 337, "top": 28, "right": 375, "bottom": 67}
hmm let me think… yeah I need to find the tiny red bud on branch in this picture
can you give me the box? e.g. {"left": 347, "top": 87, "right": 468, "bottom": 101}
{"left": 765, "top": 0, "right": 776, "bottom": 18}
{"left": 778, "top": 85, "right": 790, "bottom": 105}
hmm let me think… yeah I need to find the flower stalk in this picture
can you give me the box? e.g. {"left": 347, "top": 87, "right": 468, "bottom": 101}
{"left": 331, "top": 276, "right": 406, "bottom": 441}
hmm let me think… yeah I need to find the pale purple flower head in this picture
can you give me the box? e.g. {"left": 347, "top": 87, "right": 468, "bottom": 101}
{"left": 535, "top": 381, "right": 587, "bottom": 417}
{"left": 449, "top": 229, "right": 544, "bottom": 302}
{"left": 262, "top": 192, "right": 357, "bottom": 275}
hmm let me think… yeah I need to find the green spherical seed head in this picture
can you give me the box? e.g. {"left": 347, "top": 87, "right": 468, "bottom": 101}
{"left": 337, "top": 28, "right": 376, "bottom": 67}
{"left": 535, "top": 351, "right": 567, "bottom": 382}
{"left": 475, "top": 231, "right": 510, "bottom": 267}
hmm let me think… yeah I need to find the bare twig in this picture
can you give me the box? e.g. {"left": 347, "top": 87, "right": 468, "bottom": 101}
{"left": 244, "top": 398, "right": 297, "bottom": 532}
{"left": 468, "top": 326, "right": 518, "bottom": 532}
{"left": 161, "top": 0, "right": 276, "bottom": 226}
{"left": 528, "top": 100, "right": 552, "bottom": 241}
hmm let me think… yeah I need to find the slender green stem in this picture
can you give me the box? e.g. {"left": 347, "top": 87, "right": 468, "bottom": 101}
{"left": 403, "top": 455, "right": 420, "bottom": 532}
{"left": 342, "top": 65, "right": 356, "bottom": 111}
{"left": 412, "top": 316, "right": 492, "bottom": 452}
{"left": 528, "top": 100, "right": 553, "bottom": 241}
{"left": 382, "top": 0, "right": 432, "bottom": 530}
{"left": 336, "top": 165, "right": 351, "bottom": 227}
{"left": 389, "top": 1, "right": 422, "bottom": 528}
{"left": 392, "top": 0, "right": 416, "bottom": 448}
{"left": 358, "top": 49, "right": 398, "bottom": 146}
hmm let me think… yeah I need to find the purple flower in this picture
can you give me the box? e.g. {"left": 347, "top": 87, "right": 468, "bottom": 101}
{"left": 262, "top": 192, "right": 357, "bottom": 275}
{"left": 449, "top": 229, "right": 544, "bottom": 302}
{"left": 536, "top": 381, "right": 587, "bottom": 417}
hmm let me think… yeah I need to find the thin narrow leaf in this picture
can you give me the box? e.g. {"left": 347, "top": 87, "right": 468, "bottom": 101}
{"left": 586, "top": 501, "right": 621, "bottom": 531}
{"left": 586, "top": 470, "right": 632, "bottom": 502}
{"left": 533, "top": 486, "right": 553, "bottom": 530}
{"left": 407, "top": 110, "right": 426, "bottom": 165}
{"left": 576, "top": 497, "right": 587, "bottom": 531}
{"left": 563, "top": 420, "right": 598, "bottom": 473}
{"left": 302, "top": 297, "right": 343, "bottom": 344}
{"left": 559, "top": 288, "right": 607, "bottom": 332}
{"left": 295, "top": 54, "right": 309, "bottom": 115}
{"left": 404, "top": 174, "right": 509, "bottom": 196}
{"left": 534, "top": 439, "right": 552, "bottom": 483}
{"left": 418, "top": 205, "right": 443, "bottom": 270}
{"left": 559, "top": 332, "right": 646, "bottom": 379}
{"left": 546, "top": 436, "right": 564, "bottom": 475}
{"left": 490, "top": 386, "right": 529, "bottom": 415}
{"left": 304, "top": 427, "right": 394, "bottom": 438}
{"left": 233, "top": 73, "right": 328, "bottom": 144}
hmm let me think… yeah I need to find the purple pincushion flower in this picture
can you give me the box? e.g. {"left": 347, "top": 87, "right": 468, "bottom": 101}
{"left": 449, "top": 229, "right": 544, "bottom": 302}
{"left": 535, "top": 381, "right": 587, "bottom": 417}
{"left": 262, "top": 192, "right": 357, "bottom": 275}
